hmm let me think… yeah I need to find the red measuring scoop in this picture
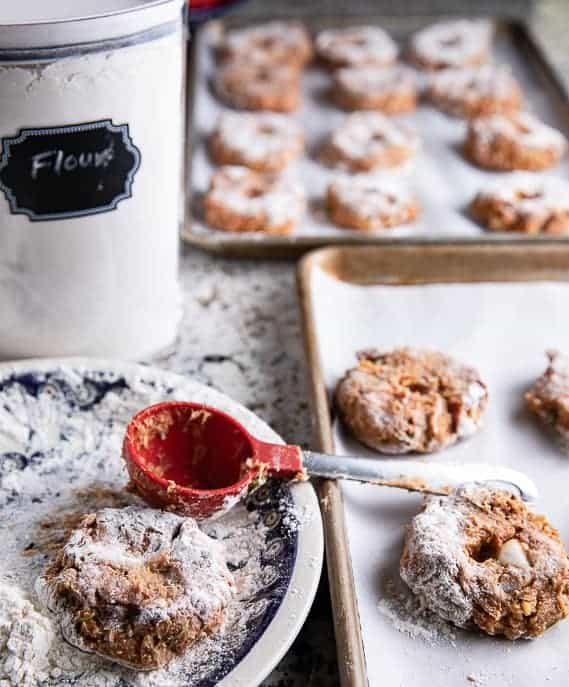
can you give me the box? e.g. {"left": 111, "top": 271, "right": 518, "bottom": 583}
{"left": 123, "top": 401, "right": 537, "bottom": 520}
{"left": 123, "top": 401, "right": 304, "bottom": 519}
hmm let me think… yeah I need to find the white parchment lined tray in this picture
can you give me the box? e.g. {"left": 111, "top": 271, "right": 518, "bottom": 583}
{"left": 305, "top": 262, "right": 569, "bottom": 686}
{"left": 184, "top": 17, "right": 569, "bottom": 256}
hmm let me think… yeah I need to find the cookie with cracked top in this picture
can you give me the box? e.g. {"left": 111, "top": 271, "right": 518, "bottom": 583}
{"left": 335, "top": 347, "right": 488, "bottom": 454}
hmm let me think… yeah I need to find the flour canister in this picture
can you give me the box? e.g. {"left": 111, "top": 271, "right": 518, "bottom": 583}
{"left": 0, "top": 0, "right": 187, "bottom": 359}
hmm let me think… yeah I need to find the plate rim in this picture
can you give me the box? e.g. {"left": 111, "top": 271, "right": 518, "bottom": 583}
{"left": 0, "top": 356, "right": 324, "bottom": 687}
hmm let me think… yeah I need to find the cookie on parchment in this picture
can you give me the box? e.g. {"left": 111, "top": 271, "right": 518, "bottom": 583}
{"left": 315, "top": 26, "right": 398, "bottom": 68}
{"left": 204, "top": 166, "right": 305, "bottom": 235}
{"left": 526, "top": 351, "right": 569, "bottom": 443}
{"left": 219, "top": 21, "right": 313, "bottom": 69}
{"left": 333, "top": 64, "right": 417, "bottom": 114}
{"left": 470, "top": 173, "right": 569, "bottom": 235}
{"left": 427, "top": 65, "right": 522, "bottom": 118}
{"left": 464, "top": 112, "right": 567, "bottom": 171}
{"left": 209, "top": 112, "right": 304, "bottom": 173}
{"left": 325, "top": 111, "right": 420, "bottom": 172}
{"left": 401, "top": 485, "right": 569, "bottom": 639}
{"left": 335, "top": 347, "right": 488, "bottom": 454}
{"left": 409, "top": 19, "right": 493, "bottom": 70}
{"left": 327, "top": 174, "right": 420, "bottom": 230}
{"left": 215, "top": 61, "right": 301, "bottom": 112}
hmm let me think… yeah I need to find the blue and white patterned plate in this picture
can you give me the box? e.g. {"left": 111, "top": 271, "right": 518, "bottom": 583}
{"left": 0, "top": 358, "right": 323, "bottom": 687}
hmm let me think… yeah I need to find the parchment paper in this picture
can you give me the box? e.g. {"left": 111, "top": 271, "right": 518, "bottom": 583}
{"left": 188, "top": 21, "right": 569, "bottom": 247}
{"left": 309, "top": 265, "right": 569, "bottom": 686}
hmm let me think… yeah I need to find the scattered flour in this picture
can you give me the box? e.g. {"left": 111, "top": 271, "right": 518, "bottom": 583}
{"left": 0, "top": 364, "right": 303, "bottom": 687}
{"left": 377, "top": 578, "right": 457, "bottom": 646}
{"left": 0, "top": 584, "right": 54, "bottom": 687}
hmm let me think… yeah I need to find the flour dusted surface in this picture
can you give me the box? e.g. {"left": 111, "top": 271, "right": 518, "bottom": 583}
{"left": 0, "top": 364, "right": 303, "bottom": 687}
{"left": 0, "top": 584, "right": 54, "bottom": 687}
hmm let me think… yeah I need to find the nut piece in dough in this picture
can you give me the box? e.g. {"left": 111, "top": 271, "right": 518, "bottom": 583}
{"left": 401, "top": 485, "right": 569, "bottom": 639}
{"left": 526, "top": 350, "right": 569, "bottom": 443}
{"left": 498, "top": 539, "right": 531, "bottom": 570}
{"left": 335, "top": 347, "right": 488, "bottom": 454}
{"left": 36, "top": 507, "right": 235, "bottom": 670}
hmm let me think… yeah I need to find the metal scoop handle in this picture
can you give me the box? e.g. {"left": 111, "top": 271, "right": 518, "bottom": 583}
{"left": 302, "top": 451, "right": 539, "bottom": 502}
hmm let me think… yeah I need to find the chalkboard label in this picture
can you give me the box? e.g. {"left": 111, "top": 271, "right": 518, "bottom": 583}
{"left": 0, "top": 120, "right": 141, "bottom": 222}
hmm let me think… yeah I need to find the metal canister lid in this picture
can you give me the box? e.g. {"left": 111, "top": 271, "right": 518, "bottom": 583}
{"left": 0, "top": 0, "right": 186, "bottom": 52}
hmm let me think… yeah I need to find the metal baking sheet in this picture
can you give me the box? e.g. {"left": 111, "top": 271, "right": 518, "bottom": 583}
{"left": 184, "top": 16, "right": 569, "bottom": 258}
{"left": 298, "top": 244, "right": 569, "bottom": 687}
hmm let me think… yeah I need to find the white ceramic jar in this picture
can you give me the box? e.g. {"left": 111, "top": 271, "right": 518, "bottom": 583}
{"left": 0, "top": 0, "right": 187, "bottom": 359}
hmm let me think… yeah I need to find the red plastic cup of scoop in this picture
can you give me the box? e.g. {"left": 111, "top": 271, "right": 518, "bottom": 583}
{"left": 122, "top": 401, "right": 304, "bottom": 519}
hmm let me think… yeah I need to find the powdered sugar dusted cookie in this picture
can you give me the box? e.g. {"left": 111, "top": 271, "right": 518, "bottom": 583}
{"left": 335, "top": 347, "right": 488, "bottom": 454}
{"left": 204, "top": 166, "right": 305, "bottom": 234}
{"left": 409, "top": 19, "right": 493, "bottom": 70}
{"left": 327, "top": 175, "right": 420, "bottom": 230}
{"left": 315, "top": 26, "right": 398, "bottom": 68}
{"left": 470, "top": 174, "right": 569, "bottom": 234}
{"left": 333, "top": 64, "right": 417, "bottom": 114}
{"left": 526, "top": 351, "right": 569, "bottom": 443}
{"left": 219, "top": 21, "right": 313, "bottom": 69}
{"left": 401, "top": 485, "right": 569, "bottom": 639}
{"left": 209, "top": 112, "right": 304, "bottom": 173}
{"left": 215, "top": 61, "right": 300, "bottom": 112}
{"left": 464, "top": 112, "right": 567, "bottom": 170}
{"left": 36, "top": 507, "right": 235, "bottom": 670}
{"left": 428, "top": 65, "right": 522, "bottom": 118}
{"left": 325, "top": 112, "right": 420, "bottom": 172}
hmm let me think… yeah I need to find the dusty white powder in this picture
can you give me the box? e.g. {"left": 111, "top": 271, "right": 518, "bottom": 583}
{"left": 0, "top": 7, "right": 184, "bottom": 360}
{"left": 208, "top": 166, "right": 306, "bottom": 228}
{"left": 328, "top": 173, "right": 416, "bottom": 219}
{"left": 315, "top": 26, "right": 399, "bottom": 67}
{"left": 213, "top": 112, "right": 304, "bottom": 166}
{"left": 331, "top": 112, "right": 420, "bottom": 160}
{"left": 1, "top": 479, "right": 292, "bottom": 687}
{"left": 469, "top": 111, "right": 567, "bottom": 149}
{"left": 428, "top": 64, "right": 519, "bottom": 100}
{"left": 0, "top": 364, "right": 302, "bottom": 686}
{"left": 378, "top": 577, "right": 457, "bottom": 647}
{"left": 0, "top": 583, "right": 54, "bottom": 687}
{"left": 35, "top": 506, "right": 236, "bottom": 669}
{"left": 411, "top": 19, "right": 492, "bottom": 67}
{"left": 475, "top": 173, "right": 569, "bottom": 216}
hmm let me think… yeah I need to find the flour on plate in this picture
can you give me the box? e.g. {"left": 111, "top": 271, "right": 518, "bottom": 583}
{"left": 0, "top": 365, "right": 300, "bottom": 687}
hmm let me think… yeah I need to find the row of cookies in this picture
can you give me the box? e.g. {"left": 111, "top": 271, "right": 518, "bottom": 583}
{"left": 336, "top": 347, "right": 567, "bottom": 455}
{"left": 213, "top": 19, "right": 495, "bottom": 113}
